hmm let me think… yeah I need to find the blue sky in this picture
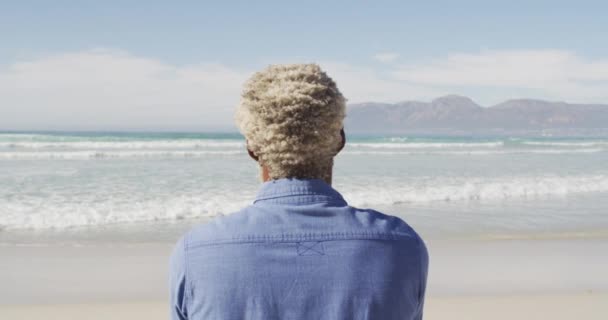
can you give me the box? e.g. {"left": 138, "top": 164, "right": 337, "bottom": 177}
{"left": 1, "top": 1, "right": 607, "bottom": 130}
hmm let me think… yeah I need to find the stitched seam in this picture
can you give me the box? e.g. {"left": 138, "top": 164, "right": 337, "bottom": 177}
{"left": 255, "top": 191, "right": 329, "bottom": 199}
{"left": 253, "top": 199, "right": 346, "bottom": 206}
{"left": 417, "top": 235, "right": 428, "bottom": 311}
{"left": 183, "top": 233, "right": 190, "bottom": 315}
{"left": 186, "top": 232, "right": 416, "bottom": 249}
{"left": 253, "top": 195, "right": 346, "bottom": 205}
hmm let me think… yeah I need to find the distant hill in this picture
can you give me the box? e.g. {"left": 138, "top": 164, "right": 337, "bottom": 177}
{"left": 345, "top": 95, "right": 608, "bottom": 136}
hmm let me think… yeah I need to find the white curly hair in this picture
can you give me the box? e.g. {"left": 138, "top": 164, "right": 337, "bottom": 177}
{"left": 235, "top": 63, "right": 346, "bottom": 182}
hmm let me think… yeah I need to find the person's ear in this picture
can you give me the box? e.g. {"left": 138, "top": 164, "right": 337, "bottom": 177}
{"left": 246, "top": 140, "right": 259, "bottom": 162}
{"left": 336, "top": 128, "right": 346, "bottom": 154}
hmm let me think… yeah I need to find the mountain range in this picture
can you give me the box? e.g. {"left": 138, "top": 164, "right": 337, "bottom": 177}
{"left": 344, "top": 95, "right": 608, "bottom": 136}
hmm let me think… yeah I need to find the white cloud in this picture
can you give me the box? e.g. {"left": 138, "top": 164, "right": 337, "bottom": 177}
{"left": 1, "top": 48, "right": 607, "bottom": 130}
{"left": 0, "top": 49, "right": 250, "bottom": 130}
{"left": 392, "top": 49, "right": 608, "bottom": 103}
{"left": 0, "top": 49, "right": 444, "bottom": 130}
{"left": 320, "top": 61, "right": 443, "bottom": 103}
{"left": 372, "top": 52, "right": 400, "bottom": 63}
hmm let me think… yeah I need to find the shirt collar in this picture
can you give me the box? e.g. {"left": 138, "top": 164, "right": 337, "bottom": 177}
{"left": 253, "top": 178, "right": 348, "bottom": 206}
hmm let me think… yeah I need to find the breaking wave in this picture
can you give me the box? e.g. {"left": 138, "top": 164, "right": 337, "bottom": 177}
{"left": 2, "top": 174, "right": 607, "bottom": 230}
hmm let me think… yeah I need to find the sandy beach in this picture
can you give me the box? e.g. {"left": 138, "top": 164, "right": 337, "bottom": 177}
{"left": 2, "top": 238, "right": 607, "bottom": 319}
{"left": 2, "top": 294, "right": 607, "bottom": 320}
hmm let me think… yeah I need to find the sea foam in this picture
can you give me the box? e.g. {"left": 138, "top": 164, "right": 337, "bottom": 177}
{"left": 2, "top": 174, "right": 607, "bottom": 230}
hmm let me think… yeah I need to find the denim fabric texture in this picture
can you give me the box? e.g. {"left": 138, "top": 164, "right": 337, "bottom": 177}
{"left": 169, "top": 178, "right": 428, "bottom": 320}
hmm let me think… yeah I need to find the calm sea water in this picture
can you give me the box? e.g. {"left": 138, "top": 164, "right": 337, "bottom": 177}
{"left": 1, "top": 132, "right": 608, "bottom": 242}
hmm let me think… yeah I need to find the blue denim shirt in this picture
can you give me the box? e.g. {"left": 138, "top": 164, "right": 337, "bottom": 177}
{"left": 169, "top": 178, "right": 428, "bottom": 320}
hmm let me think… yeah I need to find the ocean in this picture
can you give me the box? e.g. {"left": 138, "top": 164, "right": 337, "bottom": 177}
{"left": 1, "top": 132, "right": 608, "bottom": 243}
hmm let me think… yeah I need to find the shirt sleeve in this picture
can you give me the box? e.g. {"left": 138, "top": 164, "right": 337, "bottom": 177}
{"left": 169, "top": 235, "right": 188, "bottom": 320}
{"left": 414, "top": 236, "right": 429, "bottom": 320}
